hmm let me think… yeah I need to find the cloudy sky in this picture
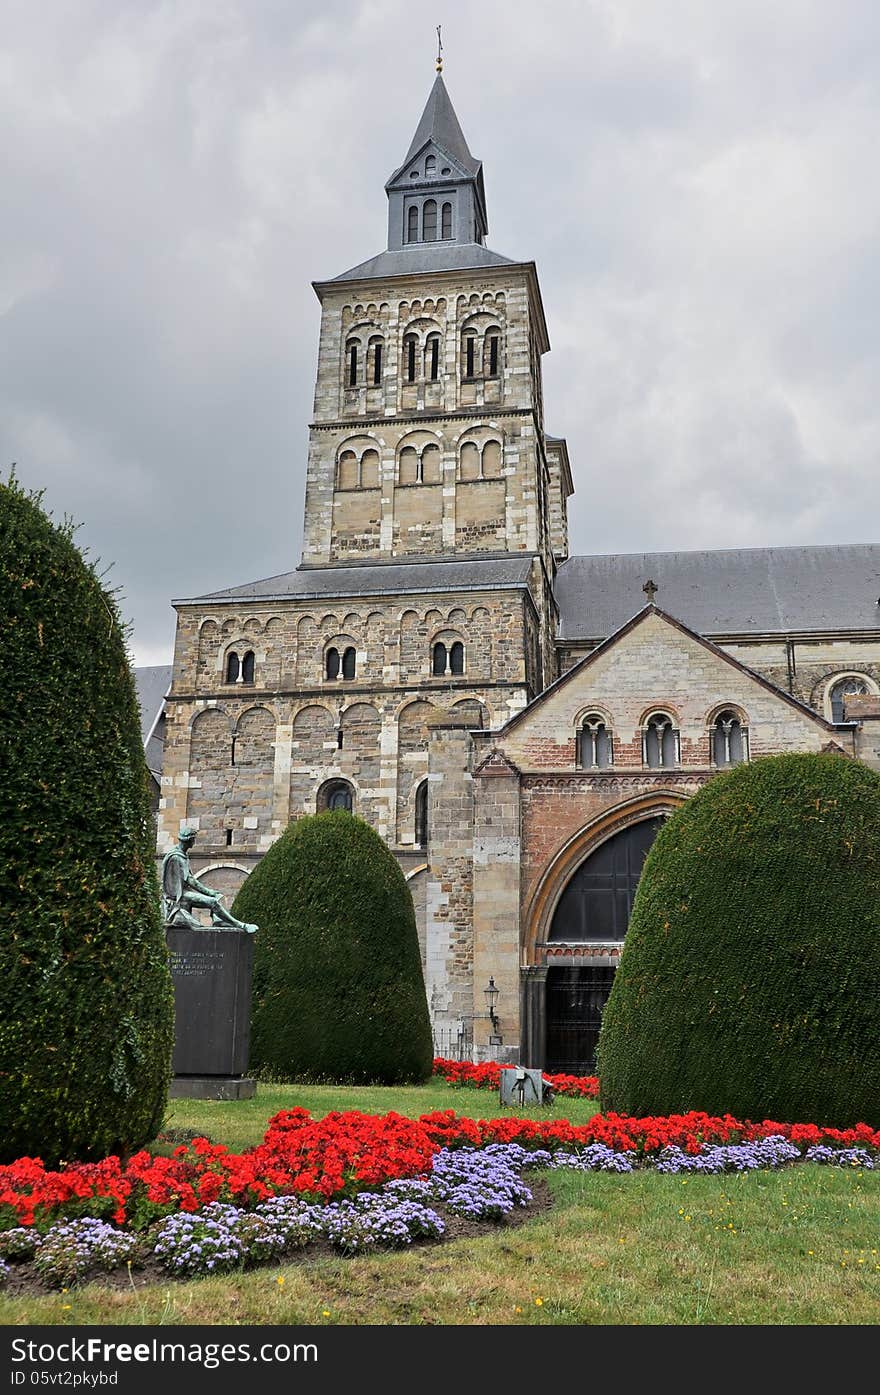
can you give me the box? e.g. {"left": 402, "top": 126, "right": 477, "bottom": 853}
{"left": 3, "top": 0, "right": 879, "bottom": 665}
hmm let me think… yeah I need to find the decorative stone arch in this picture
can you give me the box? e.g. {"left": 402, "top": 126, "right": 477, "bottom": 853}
{"left": 704, "top": 700, "right": 749, "bottom": 728}
{"left": 396, "top": 428, "right": 443, "bottom": 486}
{"left": 316, "top": 776, "right": 357, "bottom": 814}
{"left": 335, "top": 434, "right": 383, "bottom": 491}
{"left": 323, "top": 634, "right": 358, "bottom": 681}
{"left": 430, "top": 628, "right": 466, "bottom": 677}
{"left": 819, "top": 671, "right": 879, "bottom": 722}
{"left": 573, "top": 702, "right": 614, "bottom": 732}
{"left": 188, "top": 704, "right": 232, "bottom": 735}
{"left": 523, "top": 793, "right": 686, "bottom": 966}
{"left": 637, "top": 702, "right": 682, "bottom": 729}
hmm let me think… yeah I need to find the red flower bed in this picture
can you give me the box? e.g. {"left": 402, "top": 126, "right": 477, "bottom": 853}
{"left": 1, "top": 1107, "right": 877, "bottom": 1232}
{"left": 433, "top": 1057, "right": 601, "bottom": 1099}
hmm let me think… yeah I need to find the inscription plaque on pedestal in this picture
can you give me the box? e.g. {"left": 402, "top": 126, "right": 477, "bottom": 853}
{"left": 165, "top": 927, "right": 256, "bottom": 1099}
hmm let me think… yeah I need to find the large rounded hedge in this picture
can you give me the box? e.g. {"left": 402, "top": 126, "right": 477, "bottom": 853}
{"left": 0, "top": 479, "right": 174, "bottom": 1165}
{"left": 232, "top": 811, "right": 433, "bottom": 1083}
{"left": 597, "top": 753, "right": 880, "bottom": 1126}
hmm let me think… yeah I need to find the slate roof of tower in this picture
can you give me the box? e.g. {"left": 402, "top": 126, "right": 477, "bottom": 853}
{"left": 555, "top": 545, "right": 880, "bottom": 639}
{"left": 329, "top": 241, "right": 516, "bottom": 284}
{"left": 392, "top": 74, "right": 481, "bottom": 179}
{"left": 180, "top": 555, "right": 535, "bottom": 604}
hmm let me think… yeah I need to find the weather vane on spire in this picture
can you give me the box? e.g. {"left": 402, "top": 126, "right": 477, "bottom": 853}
{"left": 436, "top": 25, "right": 443, "bottom": 73}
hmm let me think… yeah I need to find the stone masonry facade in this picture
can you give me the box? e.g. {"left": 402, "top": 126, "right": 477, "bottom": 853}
{"left": 157, "top": 72, "right": 880, "bottom": 1068}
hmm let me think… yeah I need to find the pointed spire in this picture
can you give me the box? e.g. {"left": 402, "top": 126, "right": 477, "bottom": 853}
{"left": 402, "top": 74, "right": 479, "bottom": 174}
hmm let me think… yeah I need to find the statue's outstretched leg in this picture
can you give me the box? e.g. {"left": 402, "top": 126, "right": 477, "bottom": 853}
{"left": 209, "top": 899, "right": 258, "bottom": 934}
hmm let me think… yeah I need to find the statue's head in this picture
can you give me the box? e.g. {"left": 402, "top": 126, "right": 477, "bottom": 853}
{"left": 179, "top": 826, "right": 197, "bottom": 848}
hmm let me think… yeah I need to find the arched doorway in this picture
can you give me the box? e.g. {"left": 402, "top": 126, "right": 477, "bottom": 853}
{"left": 545, "top": 816, "right": 663, "bottom": 1074}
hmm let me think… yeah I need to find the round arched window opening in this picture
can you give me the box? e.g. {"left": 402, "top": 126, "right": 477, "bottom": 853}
{"left": 322, "top": 780, "right": 354, "bottom": 814}
{"left": 829, "top": 676, "right": 870, "bottom": 723}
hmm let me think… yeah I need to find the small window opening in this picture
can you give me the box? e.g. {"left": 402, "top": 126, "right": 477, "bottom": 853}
{"left": 465, "top": 336, "right": 475, "bottom": 378}
{"left": 449, "top": 641, "right": 464, "bottom": 675}
{"left": 578, "top": 717, "right": 613, "bottom": 769}
{"left": 405, "top": 335, "right": 417, "bottom": 383}
{"left": 225, "top": 651, "right": 240, "bottom": 684}
{"left": 347, "top": 342, "right": 358, "bottom": 387}
{"left": 230, "top": 736, "right": 237, "bottom": 766}
{"left": 432, "top": 641, "right": 447, "bottom": 676}
{"left": 441, "top": 202, "right": 452, "bottom": 239}
{"left": 241, "top": 650, "right": 255, "bottom": 684}
{"left": 372, "top": 342, "right": 383, "bottom": 384}
{"left": 407, "top": 205, "right": 419, "bottom": 241}
{"left": 337, "top": 728, "right": 344, "bottom": 749}
{"left": 713, "top": 711, "right": 747, "bottom": 766}
{"left": 488, "top": 335, "right": 499, "bottom": 377}
{"left": 341, "top": 646, "right": 356, "bottom": 680}
{"left": 428, "top": 335, "right": 440, "bottom": 381}
{"left": 225, "top": 828, "right": 234, "bottom": 847}
{"left": 415, "top": 780, "right": 429, "bottom": 848}
{"left": 326, "top": 647, "right": 340, "bottom": 680}
{"left": 324, "top": 780, "right": 354, "bottom": 813}
{"left": 423, "top": 199, "right": 437, "bottom": 241}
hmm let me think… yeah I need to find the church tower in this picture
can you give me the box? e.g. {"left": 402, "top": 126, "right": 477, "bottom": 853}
{"left": 301, "top": 72, "right": 570, "bottom": 586}
{"left": 158, "top": 66, "right": 572, "bottom": 1045}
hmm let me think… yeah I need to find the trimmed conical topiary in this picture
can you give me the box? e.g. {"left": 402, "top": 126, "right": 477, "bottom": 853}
{"left": 0, "top": 478, "right": 174, "bottom": 1166}
{"left": 232, "top": 811, "right": 433, "bottom": 1083}
{"left": 598, "top": 753, "right": 880, "bottom": 1126}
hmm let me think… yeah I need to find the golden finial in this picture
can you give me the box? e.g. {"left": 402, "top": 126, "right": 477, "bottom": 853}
{"left": 436, "top": 25, "right": 443, "bottom": 73}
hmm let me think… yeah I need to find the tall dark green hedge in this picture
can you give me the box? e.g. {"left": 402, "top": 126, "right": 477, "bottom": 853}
{"left": 597, "top": 753, "right": 880, "bottom": 1126}
{"left": 232, "top": 811, "right": 433, "bottom": 1083}
{"left": 0, "top": 478, "right": 174, "bottom": 1165}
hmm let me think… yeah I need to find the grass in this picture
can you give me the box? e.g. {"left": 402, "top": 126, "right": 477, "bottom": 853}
{"left": 1, "top": 1083, "right": 878, "bottom": 1326}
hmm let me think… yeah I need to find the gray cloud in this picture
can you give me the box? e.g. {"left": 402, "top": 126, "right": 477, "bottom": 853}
{"left": 3, "top": 0, "right": 879, "bottom": 662}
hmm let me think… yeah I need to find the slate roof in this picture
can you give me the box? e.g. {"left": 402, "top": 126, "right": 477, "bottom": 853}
{"left": 329, "top": 242, "right": 514, "bottom": 285}
{"left": 180, "top": 555, "right": 535, "bottom": 605}
{"left": 394, "top": 74, "right": 480, "bottom": 179}
{"left": 554, "top": 545, "right": 880, "bottom": 639}
{"left": 133, "top": 664, "right": 171, "bottom": 744}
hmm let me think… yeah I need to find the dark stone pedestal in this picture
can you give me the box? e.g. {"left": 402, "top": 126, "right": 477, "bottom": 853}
{"left": 169, "top": 1075, "right": 256, "bottom": 1101}
{"left": 165, "top": 927, "right": 256, "bottom": 1100}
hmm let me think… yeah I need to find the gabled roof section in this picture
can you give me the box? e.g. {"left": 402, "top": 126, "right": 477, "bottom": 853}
{"left": 387, "top": 75, "right": 480, "bottom": 184}
{"left": 555, "top": 545, "right": 880, "bottom": 639}
{"left": 495, "top": 603, "right": 839, "bottom": 738}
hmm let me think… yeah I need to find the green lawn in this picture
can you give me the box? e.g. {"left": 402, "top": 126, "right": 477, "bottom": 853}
{"left": 1, "top": 1083, "right": 877, "bottom": 1326}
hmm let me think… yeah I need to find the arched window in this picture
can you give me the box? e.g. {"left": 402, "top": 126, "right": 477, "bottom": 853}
{"left": 484, "top": 329, "right": 501, "bottom": 378}
{"left": 241, "top": 650, "right": 255, "bottom": 685}
{"left": 422, "top": 199, "right": 437, "bottom": 241}
{"left": 337, "top": 450, "right": 359, "bottom": 490}
{"left": 712, "top": 710, "right": 747, "bottom": 766}
{"left": 360, "top": 449, "right": 379, "bottom": 489}
{"left": 407, "top": 205, "right": 419, "bottom": 243}
{"left": 415, "top": 780, "right": 429, "bottom": 847}
{"left": 441, "top": 202, "right": 452, "bottom": 239}
{"left": 425, "top": 154, "right": 436, "bottom": 174}
{"left": 426, "top": 333, "right": 440, "bottom": 381}
{"left": 347, "top": 341, "right": 358, "bottom": 387}
{"left": 421, "top": 442, "right": 441, "bottom": 483}
{"left": 341, "top": 646, "right": 356, "bottom": 680}
{"left": 459, "top": 441, "right": 480, "bottom": 481}
{"left": 399, "top": 445, "right": 419, "bottom": 485}
{"left": 431, "top": 639, "right": 464, "bottom": 676}
{"left": 322, "top": 780, "right": 354, "bottom": 813}
{"left": 830, "top": 676, "right": 869, "bottom": 722}
{"left": 578, "top": 716, "right": 613, "bottom": 769}
{"left": 404, "top": 334, "right": 417, "bottom": 383}
{"left": 481, "top": 440, "right": 502, "bottom": 478}
{"left": 369, "top": 337, "right": 383, "bottom": 385}
{"left": 462, "top": 333, "right": 476, "bottom": 379}
{"left": 225, "top": 651, "right": 240, "bottom": 684}
{"left": 325, "top": 647, "right": 340, "bottom": 680}
{"left": 644, "top": 712, "right": 679, "bottom": 769}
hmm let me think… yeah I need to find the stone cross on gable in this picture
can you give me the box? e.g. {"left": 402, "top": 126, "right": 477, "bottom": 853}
{"left": 643, "top": 579, "right": 658, "bottom": 603}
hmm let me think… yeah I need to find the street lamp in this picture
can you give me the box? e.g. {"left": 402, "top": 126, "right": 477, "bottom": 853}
{"left": 483, "top": 976, "right": 500, "bottom": 1035}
